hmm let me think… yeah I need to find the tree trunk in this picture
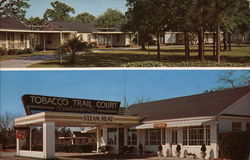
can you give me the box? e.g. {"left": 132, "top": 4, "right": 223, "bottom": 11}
{"left": 213, "top": 28, "right": 216, "bottom": 58}
{"left": 187, "top": 32, "right": 190, "bottom": 58}
{"left": 184, "top": 31, "right": 190, "bottom": 60}
{"left": 223, "top": 32, "right": 228, "bottom": 51}
{"left": 198, "top": 28, "right": 204, "bottom": 61}
{"left": 228, "top": 33, "right": 232, "bottom": 51}
{"left": 157, "top": 32, "right": 160, "bottom": 61}
{"left": 141, "top": 38, "right": 146, "bottom": 50}
{"left": 216, "top": 25, "right": 221, "bottom": 64}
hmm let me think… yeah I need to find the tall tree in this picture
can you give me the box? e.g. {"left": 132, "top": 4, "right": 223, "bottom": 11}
{"left": 73, "top": 12, "right": 96, "bottom": 25}
{"left": 125, "top": 0, "right": 171, "bottom": 60}
{"left": 43, "top": 1, "right": 75, "bottom": 21}
{"left": 25, "top": 16, "right": 44, "bottom": 26}
{"left": 96, "top": 8, "right": 127, "bottom": 28}
{"left": 0, "top": 0, "right": 30, "bottom": 22}
{"left": 217, "top": 70, "right": 250, "bottom": 89}
{"left": 170, "top": 0, "right": 195, "bottom": 60}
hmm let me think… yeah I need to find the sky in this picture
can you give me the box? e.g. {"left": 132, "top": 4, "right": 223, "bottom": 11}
{"left": 26, "top": 0, "right": 127, "bottom": 18}
{"left": 0, "top": 70, "right": 242, "bottom": 117}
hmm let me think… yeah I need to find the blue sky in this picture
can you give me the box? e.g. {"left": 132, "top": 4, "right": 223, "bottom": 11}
{"left": 0, "top": 70, "right": 237, "bottom": 116}
{"left": 26, "top": 0, "right": 127, "bottom": 18}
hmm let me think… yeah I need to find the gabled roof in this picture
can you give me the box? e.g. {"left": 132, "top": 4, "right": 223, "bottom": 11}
{"left": 125, "top": 87, "right": 250, "bottom": 121}
{"left": 43, "top": 21, "right": 98, "bottom": 33}
{"left": 0, "top": 17, "right": 29, "bottom": 30}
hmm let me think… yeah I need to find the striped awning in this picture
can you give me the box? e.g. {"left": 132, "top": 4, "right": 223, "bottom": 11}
{"left": 131, "top": 119, "right": 214, "bottom": 129}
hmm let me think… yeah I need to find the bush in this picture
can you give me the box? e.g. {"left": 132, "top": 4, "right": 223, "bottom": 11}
{"left": 55, "top": 144, "right": 94, "bottom": 153}
{"left": 218, "top": 131, "right": 250, "bottom": 160}
{"left": 123, "top": 61, "right": 165, "bottom": 67}
{"left": 201, "top": 144, "right": 206, "bottom": 152}
{"left": 122, "top": 60, "right": 248, "bottom": 67}
{"left": 8, "top": 49, "right": 32, "bottom": 55}
{"left": 0, "top": 48, "right": 8, "bottom": 56}
{"left": 176, "top": 144, "right": 181, "bottom": 152}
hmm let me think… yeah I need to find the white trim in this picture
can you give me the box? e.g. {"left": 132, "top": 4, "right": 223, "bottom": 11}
{"left": 0, "top": 29, "right": 76, "bottom": 33}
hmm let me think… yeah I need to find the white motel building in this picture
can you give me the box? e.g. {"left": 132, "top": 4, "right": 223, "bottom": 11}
{"left": 14, "top": 87, "right": 250, "bottom": 159}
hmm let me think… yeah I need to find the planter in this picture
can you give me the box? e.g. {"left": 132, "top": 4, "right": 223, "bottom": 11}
{"left": 200, "top": 152, "right": 206, "bottom": 159}
{"left": 175, "top": 151, "right": 181, "bottom": 158}
{"left": 186, "top": 155, "right": 197, "bottom": 159}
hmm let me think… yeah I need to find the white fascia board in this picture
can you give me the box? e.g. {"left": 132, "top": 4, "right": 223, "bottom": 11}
{"left": 0, "top": 29, "right": 76, "bottom": 33}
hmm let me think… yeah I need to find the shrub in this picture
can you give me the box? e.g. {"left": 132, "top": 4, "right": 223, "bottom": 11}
{"left": 176, "top": 144, "right": 181, "bottom": 152}
{"left": 201, "top": 144, "right": 206, "bottom": 152}
{"left": 8, "top": 49, "right": 32, "bottom": 55}
{"left": 0, "top": 48, "right": 8, "bottom": 56}
{"left": 8, "top": 49, "right": 19, "bottom": 55}
{"left": 123, "top": 61, "right": 165, "bottom": 67}
{"left": 55, "top": 144, "right": 94, "bottom": 153}
{"left": 218, "top": 131, "right": 250, "bottom": 160}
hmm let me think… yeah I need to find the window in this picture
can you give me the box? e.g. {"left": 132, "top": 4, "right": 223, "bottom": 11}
{"left": 172, "top": 130, "right": 178, "bottom": 145}
{"left": 183, "top": 127, "right": 188, "bottom": 145}
{"left": 189, "top": 126, "right": 204, "bottom": 145}
{"left": 183, "top": 126, "right": 210, "bottom": 146}
{"left": 107, "top": 128, "right": 117, "bottom": 145}
{"left": 145, "top": 129, "right": 165, "bottom": 145}
{"left": 117, "top": 35, "right": 120, "bottom": 42}
{"left": 205, "top": 126, "right": 210, "bottom": 145}
{"left": 246, "top": 123, "right": 250, "bottom": 132}
{"left": 128, "top": 129, "right": 137, "bottom": 145}
{"left": 232, "top": 122, "right": 242, "bottom": 131}
{"left": 87, "top": 34, "right": 91, "bottom": 42}
{"left": 46, "top": 35, "right": 52, "bottom": 44}
{"left": 20, "top": 34, "right": 24, "bottom": 42}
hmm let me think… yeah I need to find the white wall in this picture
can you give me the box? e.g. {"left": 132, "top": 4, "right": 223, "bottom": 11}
{"left": 218, "top": 117, "right": 250, "bottom": 133}
{"left": 165, "top": 33, "right": 176, "bottom": 44}
{"left": 136, "top": 125, "right": 218, "bottom": 159}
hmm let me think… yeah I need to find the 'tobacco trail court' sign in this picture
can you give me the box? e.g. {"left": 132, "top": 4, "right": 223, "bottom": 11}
{"left": 22, "top": 94, "right": 121, "bottom": 115}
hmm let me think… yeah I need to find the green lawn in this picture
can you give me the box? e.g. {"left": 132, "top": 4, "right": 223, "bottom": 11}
{"left": 30, "top": 45, "right": 250, "bottom": 67}
{"left": 0, "top": 51, "right": 57, "bottom": 61}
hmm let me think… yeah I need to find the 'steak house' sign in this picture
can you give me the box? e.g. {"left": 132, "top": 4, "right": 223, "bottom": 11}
{"left": 22, "top": 94, "right": 121, "bottom": 115}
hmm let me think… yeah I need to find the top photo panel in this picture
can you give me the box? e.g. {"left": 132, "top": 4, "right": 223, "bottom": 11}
{"left": 0, "top": 0, "right": 250, "bottom": 68}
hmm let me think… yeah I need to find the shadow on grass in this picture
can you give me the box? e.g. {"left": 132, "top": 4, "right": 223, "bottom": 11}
{"left": 36, "top": 51, "right": 250, "bottom": 67}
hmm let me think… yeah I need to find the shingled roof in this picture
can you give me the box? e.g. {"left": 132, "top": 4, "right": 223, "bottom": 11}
{"left": 126, "top": 87, "right": 250, "bottom": 121}
{"left": 0, "top": 17, "right": 29, "bottom": 30}
{"left": 43, "top": 21, "right": 98, "bottom": 33}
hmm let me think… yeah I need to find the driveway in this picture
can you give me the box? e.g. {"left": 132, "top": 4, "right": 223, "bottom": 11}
{"left": 0, "top": 54, "right": 56, "bottom": 68}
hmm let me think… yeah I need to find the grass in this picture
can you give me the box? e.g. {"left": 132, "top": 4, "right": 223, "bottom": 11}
{"left": 0, "top": 51, "right": 57, "bottom": 61}
{"left": 29, "top": 45, "right": 250, "bottom": 67}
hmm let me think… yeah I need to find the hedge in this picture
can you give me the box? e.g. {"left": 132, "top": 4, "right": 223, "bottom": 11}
{"left": 218, "top": 131, "right": 250, "bottom": 160}
{"left": 55, "top": 144, "right": 94, "bottom": 153}
{"left": 8, "top": 49, "right": 32, "bottom": 55}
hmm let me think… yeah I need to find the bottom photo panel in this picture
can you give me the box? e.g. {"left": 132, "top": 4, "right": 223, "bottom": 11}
{"left": 0, "top": 70, "right": 249, "bottom": 160}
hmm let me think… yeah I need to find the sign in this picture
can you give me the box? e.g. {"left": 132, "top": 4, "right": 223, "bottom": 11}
{"left": 154, "top": 123, "right": 167, "bottom": 128}
{"left": 22, "top": 94, "right": 120, "bottom": 115}
{"left": 83, "top": 115, "right": 114, "bottom": 122}
{"left": 16, "top": 130, "right": 27, "bottom": 140}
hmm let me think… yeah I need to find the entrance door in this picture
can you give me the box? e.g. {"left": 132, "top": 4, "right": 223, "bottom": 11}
{"left": 118, "top": 128, "right": 125, "bottom": 154}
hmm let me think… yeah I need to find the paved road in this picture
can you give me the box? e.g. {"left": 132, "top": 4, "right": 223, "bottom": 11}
{"left": 0, "top": 54, "right": 56, "bottom": 68}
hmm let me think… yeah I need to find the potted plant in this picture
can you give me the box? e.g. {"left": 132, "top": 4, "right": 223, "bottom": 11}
{"left": 187, "top": 152, "right": 197, "bottom": 159}
{"left": 175, "top": 144, "right": 181, "bottom": 157}
{"left": 200, "top": 144, "right": 206, "bottom": 159}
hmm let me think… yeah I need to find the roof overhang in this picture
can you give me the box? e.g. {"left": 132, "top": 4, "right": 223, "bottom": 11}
{"left": 15, "top": 112, "right": 141, "bottom": 127}
{"left": 0, "top": 29, "right": 76, "bottom": 33}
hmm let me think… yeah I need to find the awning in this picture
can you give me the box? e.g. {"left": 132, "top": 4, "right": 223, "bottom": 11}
{"left": 131, "top": 119, "right": 214, "bottom": 129}
{"left": 167, "top": 119, "right": 214, "bottom": 127}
